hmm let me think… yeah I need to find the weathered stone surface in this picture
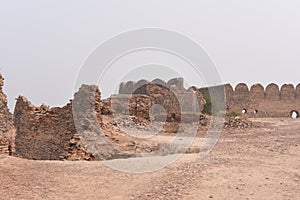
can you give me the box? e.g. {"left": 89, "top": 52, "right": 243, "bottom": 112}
{"left": 151, "top": 78, "right": 167, "bottom": 88}
{"left": 296, "top": 84, "right": 300, "bottom": 99}
{"left": 280, "top": 84, "right": 295, "bottom": 101}
{"left": 224, "top": 116, "right": 253, "bottom": 129}
{"left": 13, "top": 85, "right": 120, "bottom": 161}
{"left": 0, "top": 73, "right": 15, "bottom": 155}
{"left": 13, "top": 95, "right": 94, "bottom": 160}
{"left": 224, "top": 84, "right": 234, "bottom": 108}
{"left": 265, "top": 83, "right": 280, "bottom": 101}
{"left": 124, "top": 81, "right": 135, "bottom": 94}
{"left": 134, "top": 79, "right": 149, "bottom": 94}
{"left": 234, "top": 83, "right": 250, "bottom": 108}
{"left": 167, "top": 77, "right": 184, "bottom": 90}
{"left": 120, "top": 78, "right": 185, "bottom": 94}
{"left": 118, "top": 82, "right": 126, "bottom": 94}
{"left": 250, "top": 84, "right": 264, "bottom": 101}
{"left": 223, "top": 82, "right": 300, "bottom": 118}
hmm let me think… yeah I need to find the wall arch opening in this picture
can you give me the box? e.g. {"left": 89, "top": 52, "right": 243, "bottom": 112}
{"left": 290, "top": 110, "right": 299, "bottom": 119}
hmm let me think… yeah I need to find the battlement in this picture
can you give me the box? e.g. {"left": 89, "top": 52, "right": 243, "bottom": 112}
{"left": 218, "top": 83, "right": 300, "bottom": 118}
{"left": 120, "top": 78, "right": 300, "bottom": 118}
{"left": 119, "top": 77, "right": 185, "bottom": 94}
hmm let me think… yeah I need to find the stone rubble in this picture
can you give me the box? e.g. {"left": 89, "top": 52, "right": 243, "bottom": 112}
{"left": 224, "top": 116, "right": 253, "bottom": 129}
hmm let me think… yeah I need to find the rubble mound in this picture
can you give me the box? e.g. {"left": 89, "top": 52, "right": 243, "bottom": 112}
{"left": 224, "top": 116, "right": 253, "bottom": 129}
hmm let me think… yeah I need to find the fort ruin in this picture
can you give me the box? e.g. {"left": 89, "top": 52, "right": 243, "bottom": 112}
{"left": 120, "top": 78, "right": 300, "bottom": 118}
{"left": 1, "top": 73, "right": 300, "bottom": 160}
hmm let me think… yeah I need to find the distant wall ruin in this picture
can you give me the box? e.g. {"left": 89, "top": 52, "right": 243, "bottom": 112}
{"left": 119, "top": 77, "right": 185, "bottom": 94}
{"left": 121, "top": 78, "right": 300, "bottom": 118}
{"left": 116, "top": 78, "right": 206, "bottom": 123}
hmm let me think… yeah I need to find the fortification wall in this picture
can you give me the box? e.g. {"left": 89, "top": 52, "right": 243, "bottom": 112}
{"left": 121, "top": 78, "right": 300, "bottom": 118}
{"left": 0, "top": 73, "right": 15, "bottom": 155}
{"left": 226, "top": 83, "right": 300, "bottom": 118}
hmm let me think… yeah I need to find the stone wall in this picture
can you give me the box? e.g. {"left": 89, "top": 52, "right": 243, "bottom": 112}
{"left": 119, "top": 78, "right": 184, "bottom": 94}
{"left": 114, "top": 79, "right": 206, "bottom": 123}
{"left": 224, "top": 83, "right": 300, "bottom": 118}
{"left": 13, "top": 84, "right": 121, "bottom": 161}
{"left": 124, "top": 79, "right": 300, "bottom": 118}
{"left": 0, "top": 73, "right": 15, "bottom": 155}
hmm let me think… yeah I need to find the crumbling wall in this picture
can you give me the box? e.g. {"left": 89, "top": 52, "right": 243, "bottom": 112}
{"left": 103, "top": 79, "right": 206, "bottom": 135}
{"left": 119, "top": 78, "right": 185, "bottom": 94}
{"left": 13, "top": 85, "right": 114, "bottom": 160}
{"left": 113, "top": 80, "right": 205, "bottom": 123}
{"left": 0, "top": 73, "right": 15, "bottom": 155}
{"left": 13, "top": 95, "right": 95, "bottom": 160}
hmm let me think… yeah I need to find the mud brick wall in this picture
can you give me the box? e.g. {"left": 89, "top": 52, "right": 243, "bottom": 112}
{"left": 0, "top": 73, "right": 15, "bottom": 155}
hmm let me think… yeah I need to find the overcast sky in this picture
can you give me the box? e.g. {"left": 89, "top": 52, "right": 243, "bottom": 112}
{"left": 1, "top": 1, "right": 300, "bottom": 111}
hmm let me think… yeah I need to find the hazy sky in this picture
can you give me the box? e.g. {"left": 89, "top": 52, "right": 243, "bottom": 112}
{"left": 1, "top": 1, "right": 300, "bottom": 111}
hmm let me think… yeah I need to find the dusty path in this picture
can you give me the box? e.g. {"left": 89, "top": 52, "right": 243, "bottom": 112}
{"left": 0, "top": 118, "right": 299, "bottom": 200}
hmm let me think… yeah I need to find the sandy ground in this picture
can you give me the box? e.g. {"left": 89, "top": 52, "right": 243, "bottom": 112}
{"left": 0, "top": 118, "right": 299, "bottom": 200}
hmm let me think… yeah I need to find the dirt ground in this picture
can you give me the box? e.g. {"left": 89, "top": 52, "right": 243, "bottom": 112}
{"left": 0, "top": 118, "right": 299, "bottom": 200}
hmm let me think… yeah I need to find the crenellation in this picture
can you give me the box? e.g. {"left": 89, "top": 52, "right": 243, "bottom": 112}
{"left": 265, "top": 83, "right": 280, "bottom": 101}
{"left": 230, "top": 83, "right": 250, "bottom": 111}
{"left": 280, "top": 84, "right": 295, "bottom": 101}
{"left": 222, "top": 82, "right": 300, "bottom": 117}
{"left": 250, "top": 84, "right": 264, "bottom": 100}
{"left": 119, "top": 77, "right": 185, "bottom": 94}
{"left": 296, "top": 84, "right": 300, "bottom": 99}
{"left": 152, "top": 78, "right": 167, "bottom": 88}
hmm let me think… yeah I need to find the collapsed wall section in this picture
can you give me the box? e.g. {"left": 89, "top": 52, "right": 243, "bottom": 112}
{"left": 13, "top": 84, "right": 111, "bottom": 160}
{"left": 13, "top": 96, "right": 94, "bottom": 160}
